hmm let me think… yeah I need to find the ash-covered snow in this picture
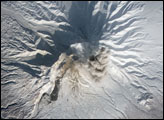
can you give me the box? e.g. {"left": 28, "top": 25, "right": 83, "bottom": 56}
{"left": 1, "top": 1, "right": 163, "bottom": 119}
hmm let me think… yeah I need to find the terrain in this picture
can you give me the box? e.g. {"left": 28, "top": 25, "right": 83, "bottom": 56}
{"left": 1, "top": 1, "right": 163, "bottom": 119}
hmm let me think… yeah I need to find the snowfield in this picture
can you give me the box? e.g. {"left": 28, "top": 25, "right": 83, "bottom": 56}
{"left": 1, "top": 1, "right": 163, "bottom": 119}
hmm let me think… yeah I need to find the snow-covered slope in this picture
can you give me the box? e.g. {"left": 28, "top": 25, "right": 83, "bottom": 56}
{"left": 1, "top": 1, "right": 163, "bottom": 119}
